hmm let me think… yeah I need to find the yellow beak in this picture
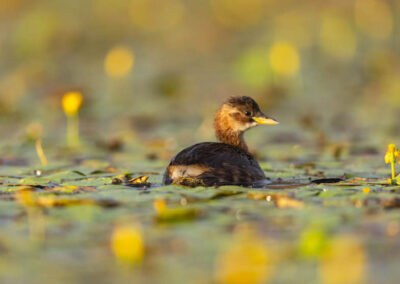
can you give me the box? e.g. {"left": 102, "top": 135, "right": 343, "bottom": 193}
{"left": 252, "top": 116, "right": 279, "bottom": 125}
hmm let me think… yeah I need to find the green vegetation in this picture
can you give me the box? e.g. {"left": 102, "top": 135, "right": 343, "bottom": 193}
{"left": 0, "top": 139, "right": 398, "bottom": 283}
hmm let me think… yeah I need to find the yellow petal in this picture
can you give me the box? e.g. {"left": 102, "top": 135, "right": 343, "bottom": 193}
{"left": 385, "top": 153, "right": 391, "bottom": 164}
{"left": 387, "top": 143, "right": 397, "bottom": 153}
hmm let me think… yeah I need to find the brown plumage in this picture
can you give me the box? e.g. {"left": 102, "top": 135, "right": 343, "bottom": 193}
{"left": 163, "top": 96, "right": 278, "bottom": 187}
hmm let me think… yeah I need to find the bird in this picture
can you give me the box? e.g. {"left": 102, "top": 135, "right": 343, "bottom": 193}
{"left": 162, "top": 96, "right": 278, "bottom": 187}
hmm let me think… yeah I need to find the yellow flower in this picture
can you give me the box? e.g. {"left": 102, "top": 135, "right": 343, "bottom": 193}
{"left": 111, "top": 224, "right": 144, "bottom": 263}
{"left": 385, "top": 144, "right": 398, "bottom": 163}
{"left": 385, "top": 143, "right": 400, "bottom": 179}
{"left": 62, "top": 91, "right": 83, "bottom": 116}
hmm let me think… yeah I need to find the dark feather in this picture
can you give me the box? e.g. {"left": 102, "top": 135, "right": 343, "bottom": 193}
{"left": 163, "top": 142, "right": 266, "bottom": 186}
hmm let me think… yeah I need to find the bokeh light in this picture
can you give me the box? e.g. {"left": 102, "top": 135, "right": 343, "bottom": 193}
{"left": 215, "top": 224, "right": 271, "bottom": 284}
{"left": 320, "top": 235, "right": 366, "bottom": 284}
{"left": 104, "top": 46, "right": 135, "bottom": 78}
{"left": 319, "top": 14, "right": 357, "bottom": 60}
{"left": 273, "top": 11, "right": 314, "bottom": 48}
{"left": 269, "top": 41, "right": 300, "bottom": 76}
{"left": 355, "top": 0, "right": 393, "bottom": 40}
{"left": 111, "top": 224, "right": 145, "bottom": 263}
{"left": 234, "top": 46, "right": 271, "bottom": 89}
{"left": 129, "top": 0, "right": 184, "bottom": 32}
{"left": 298, "top": 225, "right": 327, "bottom": 258}
{"left": 211, "top": 0, "right": 265, "bottom": 28}
{"left": 13, "top": 9, "right": 60, "bottom": 57}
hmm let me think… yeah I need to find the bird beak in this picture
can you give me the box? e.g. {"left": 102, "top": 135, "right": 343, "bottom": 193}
{"left": 252, "top": 115, "right": 279, "bottom": 125}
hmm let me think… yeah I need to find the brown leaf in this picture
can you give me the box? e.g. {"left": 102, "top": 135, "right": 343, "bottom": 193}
{"left": 248, "top": 191, "right": 304, "bottom": 208}
{"left": 274, "top": 196, "right": 304, "bottom": 208}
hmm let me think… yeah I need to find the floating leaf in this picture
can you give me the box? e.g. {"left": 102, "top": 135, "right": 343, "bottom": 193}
{"left": 274, "top": 195, "right": 304, "bottom": 208}
{"left": 15, "top": 188, "right": 118, "bottom": 208}
{"left": 209, "top": 190, "right": 243, "bottom": 200}
{"left": 129, "top": 176, "right": 149, "bottom": 184}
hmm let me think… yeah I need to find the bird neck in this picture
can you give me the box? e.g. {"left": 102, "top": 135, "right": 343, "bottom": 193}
{"left": 216, "top": 129, "right": 248, "bottom": 151}
{"left": 214, "top": 109, "right": 248, "bottom": 152}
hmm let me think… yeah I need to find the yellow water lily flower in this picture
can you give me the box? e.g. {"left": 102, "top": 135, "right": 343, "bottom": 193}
{"left": 385, "top": 143, "right": 400, "bottom": 179}
{"left": 62, "top": 91, "right": 83, "bottom": 147}
{"left": 62, "top": 91, "right": 83, "bottom": 116}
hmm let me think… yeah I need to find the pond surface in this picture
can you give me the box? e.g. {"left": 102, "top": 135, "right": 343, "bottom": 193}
{"left": 0, "top": 141, "right": 398, "bottom": 284}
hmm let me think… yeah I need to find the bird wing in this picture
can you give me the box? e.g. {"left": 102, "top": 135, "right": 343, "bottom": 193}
{"left": 169, "top": 142, "right": 260, "bottom": 169}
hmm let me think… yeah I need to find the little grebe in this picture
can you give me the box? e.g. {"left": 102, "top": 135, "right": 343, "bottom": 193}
{"left": 162, "top": 96, "right": 278, "bottom": 186}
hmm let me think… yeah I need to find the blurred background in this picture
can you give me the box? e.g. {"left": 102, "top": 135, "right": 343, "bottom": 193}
{"left": 1, "top": 0, "right": 400, "bottom": 153}
{"left": 2, "top": 2, "right": 400, "bottom": 284}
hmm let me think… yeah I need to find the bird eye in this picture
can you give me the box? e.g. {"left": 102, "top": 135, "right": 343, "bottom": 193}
{"left": 244, "top": 111, "right": 251, "bottom": 116}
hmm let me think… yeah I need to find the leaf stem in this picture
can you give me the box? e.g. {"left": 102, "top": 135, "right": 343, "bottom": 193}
{"left": 391, "top": 152, "right": 396, "bottom": 179}
{"left": 67, "top": 114, "right": 80, "bottom": 147}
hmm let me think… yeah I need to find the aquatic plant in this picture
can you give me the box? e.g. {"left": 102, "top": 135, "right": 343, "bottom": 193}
{"left": 385, "top": 143, "right": 400, "bottom": 184}
{"left": 62, "top": 91, "right": 83, "bottom": 147}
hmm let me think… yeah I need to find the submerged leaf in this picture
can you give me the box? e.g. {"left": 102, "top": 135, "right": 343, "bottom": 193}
{"left": 210, "top": 190, "right": 243, "bottom": 200}
{"left": 155, "top": 206, "right": 201, "bottom": 223}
